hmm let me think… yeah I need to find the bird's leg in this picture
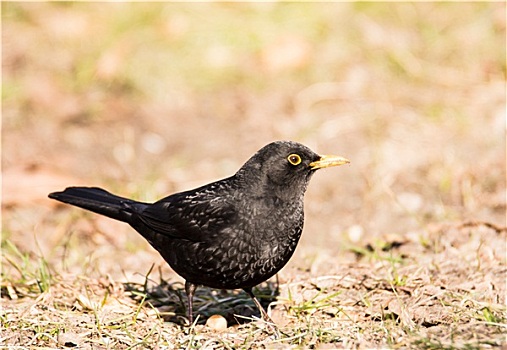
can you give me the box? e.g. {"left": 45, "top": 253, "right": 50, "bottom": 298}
{"left": 243, "top": 287, "right": 275, "bottom": 324}
{"left": 185, "top": 281, "right": 197, "bottom": 324}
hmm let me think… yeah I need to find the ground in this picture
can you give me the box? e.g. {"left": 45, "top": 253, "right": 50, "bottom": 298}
{"left": 2, "top": 3, "right": 506, "bottom": 349}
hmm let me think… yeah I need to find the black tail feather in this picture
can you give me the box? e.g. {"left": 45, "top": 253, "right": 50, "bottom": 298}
{"left": 48, "top": 187, "right": 138, "bottom": 222}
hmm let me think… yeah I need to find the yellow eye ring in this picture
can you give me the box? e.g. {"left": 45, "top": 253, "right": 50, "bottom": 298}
{"left": 287, "top": 154, "right": 302, "bottom": 166}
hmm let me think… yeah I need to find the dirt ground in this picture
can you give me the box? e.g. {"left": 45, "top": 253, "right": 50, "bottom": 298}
{"left": 2, "top": 3, "right": 506, "bottom": 349}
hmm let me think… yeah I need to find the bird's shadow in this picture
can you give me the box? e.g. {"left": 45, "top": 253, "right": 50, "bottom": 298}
{"left": 124, "top": 274, "right": 279, "bottom": 327}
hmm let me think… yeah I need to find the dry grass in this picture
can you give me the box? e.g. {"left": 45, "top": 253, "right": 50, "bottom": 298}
{"left": 2, "top": 2, "right": 506, "bottom": 349}
{"left": 2, "top": 222, "right": 505, "bottom": 348}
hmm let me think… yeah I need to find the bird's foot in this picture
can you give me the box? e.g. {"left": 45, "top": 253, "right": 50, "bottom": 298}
{"left": 256, "top": 312, "right": 280, "bottom": 337}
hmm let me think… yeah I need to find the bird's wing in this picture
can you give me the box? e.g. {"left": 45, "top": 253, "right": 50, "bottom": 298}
{"left": 133, "top": 187, "right": 238, "bottom": 242}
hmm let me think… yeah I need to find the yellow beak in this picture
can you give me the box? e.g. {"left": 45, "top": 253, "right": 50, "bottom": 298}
{"left": 309, "top": 154, "right": 350, "bottom": 170}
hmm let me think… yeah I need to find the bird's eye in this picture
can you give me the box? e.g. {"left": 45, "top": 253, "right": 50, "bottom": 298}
{"left": 287, "top": 154, "right": 302, "bottom": 166}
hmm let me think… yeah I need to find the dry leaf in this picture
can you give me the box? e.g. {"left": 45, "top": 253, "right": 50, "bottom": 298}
{"left": 3, "top": 164, "right": 81, "bottom": 207}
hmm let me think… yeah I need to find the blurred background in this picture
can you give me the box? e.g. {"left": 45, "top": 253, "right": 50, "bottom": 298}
{"left": 2, "top": 2, "right": 505, "bottom": 282}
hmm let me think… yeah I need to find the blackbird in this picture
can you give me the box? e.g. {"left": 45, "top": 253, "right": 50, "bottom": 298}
{"left": 49, "top": 141, "right": 349, "bottom": 323}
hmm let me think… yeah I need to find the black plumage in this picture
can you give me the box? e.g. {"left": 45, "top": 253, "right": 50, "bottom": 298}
{"left": 48, "top": 141, "right": 349, "bottom": 323}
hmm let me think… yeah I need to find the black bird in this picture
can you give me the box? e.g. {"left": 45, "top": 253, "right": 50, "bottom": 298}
{"left": 49, "top": 141, "right": 349, "bottom": 323}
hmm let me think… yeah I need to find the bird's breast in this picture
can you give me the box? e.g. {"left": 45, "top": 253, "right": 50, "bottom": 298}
{"left": 164, "top": 195, "right": 305, "bottom": 289}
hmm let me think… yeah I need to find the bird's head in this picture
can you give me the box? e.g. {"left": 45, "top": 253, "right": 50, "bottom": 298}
{"left": 237, "top": 141, "right": 349, "bottom": 198}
